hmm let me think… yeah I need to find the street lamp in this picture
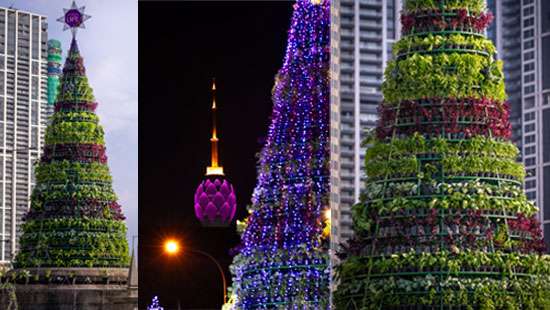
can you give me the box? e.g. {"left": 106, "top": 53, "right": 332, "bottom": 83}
{"left": 163, "top": 239, "right": 179, "bottom": 255}
{"left": 162, "top": 239, "right": 227, "bottom": 304}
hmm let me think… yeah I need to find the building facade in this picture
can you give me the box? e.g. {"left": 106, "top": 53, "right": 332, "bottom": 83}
{"left": 488, "top": 0, "right": 550, "bottom": 249}
{"left": 0, "top": 7, "right": 50, "bottom": 263}
{"left": 330, "top": 0, "right": 402, "bottom": 249}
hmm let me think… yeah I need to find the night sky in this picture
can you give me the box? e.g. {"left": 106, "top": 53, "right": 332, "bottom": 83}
{"left": 139, "top": 2, "right": 293, "bottom": 309}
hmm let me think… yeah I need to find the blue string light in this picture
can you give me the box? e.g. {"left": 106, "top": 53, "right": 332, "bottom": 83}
{"left": 229, "top": 0, "right": 330, "bottom": 308}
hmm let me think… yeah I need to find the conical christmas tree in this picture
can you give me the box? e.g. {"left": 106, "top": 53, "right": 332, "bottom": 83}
{"left": 229, "top": 0, "right": 330, "bottom": 308}
{"left": 14, "top": 38, "right": 129, "bottom": 269}
{"left": 335, "top": 1, "right": 550, "bottom": 309}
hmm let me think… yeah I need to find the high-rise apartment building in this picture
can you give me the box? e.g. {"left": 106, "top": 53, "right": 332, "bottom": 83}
{"left": 0, "top": 7, "right": 50, "bottom": 263}
{"left": 488, "top": 0, "right": 550, "bottom": 249}
{"left": 330, "top": 0, "right": 402, "bottom": 248}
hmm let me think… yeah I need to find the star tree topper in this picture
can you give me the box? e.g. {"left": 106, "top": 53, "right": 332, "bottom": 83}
{"left": 57, "top": 1, "right": 91, "bottom": 38}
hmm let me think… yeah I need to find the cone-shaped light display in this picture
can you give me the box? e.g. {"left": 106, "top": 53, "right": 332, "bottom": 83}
{"left": 227, "top": 0, "right": 330, "bottom": 307}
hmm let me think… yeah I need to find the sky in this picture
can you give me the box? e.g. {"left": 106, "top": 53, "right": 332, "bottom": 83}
{"left": 139, "top": 1, "right": 292, "bottom": 308}
{"left": 0, "top": 0, "right": 139, "bottom": 250}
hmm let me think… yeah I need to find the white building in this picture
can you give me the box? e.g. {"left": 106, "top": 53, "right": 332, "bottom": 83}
{"left": 330, "top": 0, "right": 402, "bottom": 250}
{"left": 488, "top": 0, "right": 550, "bottom": 250}
{"left": 0, "top": 7, "right": 50, "bottom": 263}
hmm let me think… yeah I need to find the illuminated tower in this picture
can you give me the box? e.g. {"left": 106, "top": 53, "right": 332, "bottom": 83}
{"left": 194, "top": 79, "right": 237, "bottom": 227}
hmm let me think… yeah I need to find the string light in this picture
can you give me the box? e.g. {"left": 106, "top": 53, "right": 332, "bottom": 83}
{"left": 229, "top": 0, "right": 330, "bottom": 308}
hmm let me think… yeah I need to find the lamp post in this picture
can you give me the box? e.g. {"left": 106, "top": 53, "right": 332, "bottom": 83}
{"left": 189, "top": 249, "right": 227, "bottom": 304}
{"left": 163, "top": 239, "right": 227, "bottom": 305}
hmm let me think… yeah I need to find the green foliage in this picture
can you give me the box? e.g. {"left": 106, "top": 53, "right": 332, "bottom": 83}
{"left": 382, "top": 53, "right": 506, "bottom": 104}
{"left": 45, "top": 121, "right": 105, "bottom": 145}
{"left": 442, "top": 155, "right": 525, "bottom": 180}
{"left": 337, "top": 251, "right": 550, "bottom": 279}
{"left": 393, "top": 33, "right": 496, "bottom": 56}
{"left": 335, "top": 274, "right": 550, "bottom": 310}
{"left": 365, "top": 156, "right": 419, "bottom": 179}
{"left": 21, "top": 218, "right": 126, "bottom": 233}
{"left": 36, "top": 161, "right": 112, "bottom": 184}
{"left": 405, "top": 0, "right": 486, "bottom": 12}
{"left": 51, "top": 111, "right": 99, "bottom": 124}
{"left": 366, "top": 154, "right": 524, "bottom": 180}
{"left": 364, "top": 135, "right": 524, "bottom": 181}
{"left": 15, "top": 218, "right": 128, "bottom": 268}
{"left": 366, "top": 135, "right": 519, "bottom": 162}
{"left": 356, "top": 180, "right": 537, "bottom": 222}
{"left": 57, "top": 76, "right": 95, "bottom": 102}
{"left": 31, "top": 184, "right": 117, "bottom": 213}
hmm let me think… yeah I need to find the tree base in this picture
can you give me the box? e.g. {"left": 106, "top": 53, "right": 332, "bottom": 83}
{"left": 0, "top": 268, "right": 137, "bottom": 310}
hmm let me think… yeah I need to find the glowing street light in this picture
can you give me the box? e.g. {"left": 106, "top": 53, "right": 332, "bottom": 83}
{"left": 164, "top": 239, "right": 180, "bottom": 255}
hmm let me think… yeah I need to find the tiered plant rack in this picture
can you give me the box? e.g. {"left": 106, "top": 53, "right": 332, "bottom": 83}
{"left": 334, "top": 1, "right": 550, "bottom": 309}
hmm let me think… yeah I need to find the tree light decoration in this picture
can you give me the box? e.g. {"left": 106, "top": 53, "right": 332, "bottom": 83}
{"left": 147, "top": 296, "right": 164, "bottom": 310}
{"left": 228, "top": 0, "right": 330, "bottom": 308}
{"left": 334, "top": 0, "right": 550, "bottom": 308}
{"left": 194, "top": 80, "right": 237, "bottom": 227}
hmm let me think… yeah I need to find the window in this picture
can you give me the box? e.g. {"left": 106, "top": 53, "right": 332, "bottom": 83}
{"left": 525, "top": 134, "right": 535, "bottom": 144}
{"left": 545, "top": 167, "right": 550, "bottom": 220}
{"left": 524, "top": 51, "right": 534, "bottom": 61}
{"left": 525, "top": 123, "right": 535, "bottom": 132}
{"left": 524, "top": 0, "right": 534, "bottom": 4}
{"left": 545, "top": 224, "right": 550, "bottom": 251}
{"left": 542, "top": 36, "right": 550, "bottom": 90}
{"left": 525, "top": 85, "right": 535, "bottom": 94}
{"left": 32, "top": 16, "right": 39, "bottom": 60}
{"left": 32, "top": 62, "right": 38, "bottom": 75}
{"left": 524, "top": 40, "right": 534, "bottom": 49}
{"left": 544, "top": 109, "right": 550, "bottom": 163}
{"left": 524, "top": 112, "right": 535, "bottom": 121}
{"left": 524, "top": 29, "right": 534, "bottom": 38}
{"left": 543, "top": 0, "right": 550, "bottom": 33}
{"left": 525, "top": 74, "right": 535, "bottom": 83}
{"left": 524, "top": 18, "right": 534, "bottom": 27}
{"left": 526, "top": 191, "right": 536, "bottom": 200}
{"left": 31, "top": 127, "right": 37, "bottom": 149}
{"left": 525, "top": 62, "right": 535, "bottom": 72}
{"left": 7, "top": 12, "right": 15, "bottom": 55}
{"left": 525, "top": 97, "right": 535, "bottom": 109}
{"left": 526, "top": 157, "right": 536, "bottom": 166}
{"left": 526, "top": 168, "right": 536, "bottom": 177}
{"left": 524, "top": 6, "right": 534, "bottom": 16}
{"left": 31, "top": 77, "right": 38, "bottom": 100}
{"left": 525, "top": 146, "right": 536, "bottom": 155}
{"left": 526, "top": 180, "right": 536, "bottom": 189}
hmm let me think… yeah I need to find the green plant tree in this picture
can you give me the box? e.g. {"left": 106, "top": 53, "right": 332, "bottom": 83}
{"left": 334, "top": 1, "right": 550, "bottom": 309}
{"left": 13, "top": 39, "right": 129, "bottom": 270}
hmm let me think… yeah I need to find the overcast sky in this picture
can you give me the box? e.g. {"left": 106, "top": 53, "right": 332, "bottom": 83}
{"left": 0, "top": 0, "right": 138, "bottom": 250}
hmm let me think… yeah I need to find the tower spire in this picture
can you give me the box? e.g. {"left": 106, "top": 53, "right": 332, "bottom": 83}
{"left": 206, "top": 78, "right": 224, "bottom": 176}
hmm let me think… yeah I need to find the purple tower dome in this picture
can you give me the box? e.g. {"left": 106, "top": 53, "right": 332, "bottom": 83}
{"left": 194, "top": 79, "right": 237, "bottom": 227}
